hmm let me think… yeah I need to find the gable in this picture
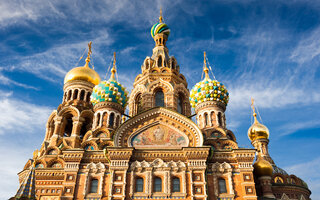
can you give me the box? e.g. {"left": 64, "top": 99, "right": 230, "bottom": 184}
{"left": 114, "top": 107, "right": 203, "bottom": 147}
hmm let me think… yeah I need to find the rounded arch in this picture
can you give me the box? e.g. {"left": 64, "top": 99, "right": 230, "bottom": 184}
{"left": 226, "top": 130, "right": 236, "bottom": 142}
{"left": 92, "top": 127, "right": 111, "bottom": 138}
{"left": 99, "top": 140, "right": 114, "bottom": 150}
{"left": 82, "top": 141, "right": 98, "bottom": 151}
{"left": 34, "top": 159, "right": 47, "bottom": 168}
{"left": 45, "top": 110, "right": 57, "bottom": 140}
{"left": 47, "top": 158, "right": 64, "bottom": 168}
{"left": 58, "top": 106, "right": 80, "bottom": 118}
{"left": 46, "top": 146, "right": 60, "bottom": 155}
{"left": 147, "top": 79, "right": 174, "bottom": 93}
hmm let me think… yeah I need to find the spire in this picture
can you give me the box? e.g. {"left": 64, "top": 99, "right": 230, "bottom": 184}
{"left": 84, "top": 41, "right": 92, "bottom": 68}
{"left": 203, "top": 51, "right": 210, "bottom": 79}
{"left": 251, "top": 98, "right": 259, "bottom": 124}
{"left": 159, "top": 8, "right": 163, "bottom": 23}
{"left": 110, "top": 52, "right": 117, "bottom": 80}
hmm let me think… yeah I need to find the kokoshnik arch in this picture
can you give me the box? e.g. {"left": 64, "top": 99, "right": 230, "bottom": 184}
{"left": 14, "top": 10, "right": 311, "bottom": 200}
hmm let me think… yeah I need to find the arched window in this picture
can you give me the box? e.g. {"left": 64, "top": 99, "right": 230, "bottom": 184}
{"left": 158, "top": 56, "right": 162, "bottom": 67}
{"left": 136, "top": 94, "right": 143, "bottom": 114}
{"left": 90, "top": 179, "right": 98, "bottom": 193}
{"left": 218, "top": 112, "right": 222, "bottom": 126}
{"left": 154, "top": 177, "right": 162, "bottom": 192}
{"left": 67, "top": 90, "right": 72, "bottom": 100}
{"left": 73, "top": 89, "right": 78, "bottom": 100}
{"left": 80, "top": 90, "right": 85, "bottom": 100}
{"left": 218, "top": 178, "right": 227, "bottom": 194}
{"left": 135, "top": 177, "right": 144, "bottom": 192}
{"left": 62, "top": 115, "right": 73, "bottom": 137}
{"left": 204, "top": 113, "right": 208, "bottom": 127}
{"left": 155, "top": 90, "right": 164, "bottom": 107}
{"left": 172, "top": 177, "right": 180, "bottom": 192}
{"left": 80, "top": 118, "right": 91, "bottom": 139}
{"left": 109, "top": 113, "right": 115, "bottom": 128}
{"left": 96, "top": 113, "right": 101, "bottom": 127}
{"left": 177, "top": 94, "right": 184, "bottom": 114}
{"left": 86, "top": 92, "right": 91, "bottom": 102}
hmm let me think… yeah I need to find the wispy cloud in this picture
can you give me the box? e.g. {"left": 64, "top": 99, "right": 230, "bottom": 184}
{"left": 277, "top": 120, "right": 320, "bottom": 136}
{"left": 0, "top": 72, "right": 38, "bottom": 90}
{"left": 0, "top": 91, "right": 53, "bottom": 135}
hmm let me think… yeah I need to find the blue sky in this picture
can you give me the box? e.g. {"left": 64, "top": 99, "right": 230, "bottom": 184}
{"left": 0, "top": 0, "right": 320, "bottom": 199}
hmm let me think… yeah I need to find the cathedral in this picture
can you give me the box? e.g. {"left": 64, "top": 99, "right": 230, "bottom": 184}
{"left": 15, "top": 12, "right": 311, "bottom": 200}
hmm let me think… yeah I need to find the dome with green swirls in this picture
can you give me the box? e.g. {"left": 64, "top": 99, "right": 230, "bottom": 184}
{"left": 151, "top": 22, "right": 170, "bottom": 38}
{"left": 189, "top": 78, "right": 229, "bottom": 108}
{"left": 90, "top": 79, "right": 129, "bottom": 107}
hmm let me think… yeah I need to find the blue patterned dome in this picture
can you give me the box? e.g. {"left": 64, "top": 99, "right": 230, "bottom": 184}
{"left": 90, "top": 52, "right": 129, "bottom": 107}
{"left": 91, "top": 79, "right": 128, "bottom": 107}
{"left": 189, "top": 78, "right": 229, "bottom": 108}
{"left": 189, "top": 52, "right": 229, "bottom": 108}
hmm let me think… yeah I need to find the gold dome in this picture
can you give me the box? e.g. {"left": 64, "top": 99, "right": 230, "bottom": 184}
{"left": 248, "top": 114, "right": 270, "bottom": 141}
{"left": 253, "top": 156, "right": 273, "bottom": 177}
{"left": 64, "top": 41, "right": 101, "bottom": 85}
{"left": 64, "top": 65, "right": 100, "bottom": 85}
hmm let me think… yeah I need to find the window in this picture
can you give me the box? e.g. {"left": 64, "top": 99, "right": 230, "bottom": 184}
{"left": 109, "top": 113, "right": 115, "bottom": 127}
{"left": 90, "top": 179, "right": 98, "bottom": 193}
{"left": 136, "top": 94, "right": 142, "bottom": 114}
{"left": 177, "top": 94, "right": 184, "bottom": 114}
{"left": 158, "top": 56, "right": 162, "bottom": 67}
{"left": 172, "top": 177, "right": 180, "bottom": 192}
{"left": 204, "top": 113, "right": 208, "bottom": 127}
{"left": 73, "top": 89, "right": 78, "bottom": 100}
{"left": 80, "top": 90, "right": 85, "bottom": 100}
{"left": 218, "top": 112, "right": 222, "bottom": 126}
{"left": 62, "top": 115, "right": 73, "bottom": 137}
{"left": 136, "top": 177, "right": 144, "bottom": 192}
{"left": 154, "top": 177, "right": 162, "bottom": 192}
{"left": 155, "top": 90, "right": 164, "bottom": 107}
{"left": 218, "top": 178, "right": 227, "bottom": 194}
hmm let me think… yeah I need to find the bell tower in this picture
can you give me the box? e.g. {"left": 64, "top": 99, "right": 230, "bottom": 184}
{"left": 129, "top": 10, "right": 191, "bottom": 117}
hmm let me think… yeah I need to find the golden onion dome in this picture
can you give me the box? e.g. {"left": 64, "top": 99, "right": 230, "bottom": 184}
{"left": 248, "top": 113, "right": 269, "bottom": 142}
{"left": 64, "top": 65, "right": 100, "bottom": 85}
{"left": 64, "top": 41, "right": 101, "bottom": 85}
{"left": 253, "top": 156, "right": 273, "bottom": 177}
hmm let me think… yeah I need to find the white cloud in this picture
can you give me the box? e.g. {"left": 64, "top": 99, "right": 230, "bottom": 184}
{"left": 290, "top": 26, "right": 320, "bottom": 64}
{"left": 0, "top": 91, "right": 53, "bottom": 135}
{"left": 277, "top": 120, "right": 320, "bottom": 136}
{"left": 0, "top": 72, "right": 38, "bottom": 90}
{"left": 285, "top": 157, "right": 320, "bottom": 200}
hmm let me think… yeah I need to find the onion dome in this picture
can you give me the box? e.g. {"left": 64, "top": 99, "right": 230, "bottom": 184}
{"left": 90, "top": 53, "right": 129, "bottom": 107}
{"left": 151, "top": 9, "right": 170, "bottom": 38}
{"left": 248, "top": 99, "right": 269, "bottom": 142}
{"left": 64, "top": 42, "right": 101, "bottom": 85}
{"left": 253, "top": 155, "right": 273, "bottom": 177}
{"left": 189, "top": 52, "right": 229, "bottom": 108}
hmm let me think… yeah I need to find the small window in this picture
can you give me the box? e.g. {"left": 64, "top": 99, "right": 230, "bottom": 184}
{"left": 155, "top": 90, "right": 164, "bottom": 107}
{"left": 136, "top": 178, "right": 144, "bottom": 192}
{"left": 154, "top": 177, "right": 162, "bottom": 192}
{"left": 136, "top": 94, "right": 143, "bottom": 114}
{"left": 218, "top": 112, "right": 222, "bottom": 126}
{"left": 218, "top": 178, "right": 227, "bottom": 194}
{"left": 158, "top": 56, "right": 162, "bottom": 67}
{"left": 109, "top": 113, "right": 115, "bottom": 127}
{"left": 177, "top": 94, "right": 184, "bottom": 114}
{"left": 90, "top": 179, "right": 98, "bottom": 193}
{"left": 80, "top": 90, "right": 85, "bottom": 100}
{"left": 172, "top": 177, "right": 180, "bottom": 192}
{"left": 204, "top": 113, "right": 208, "bottom": 127}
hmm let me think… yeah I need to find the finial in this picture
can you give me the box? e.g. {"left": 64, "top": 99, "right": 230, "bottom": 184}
{"left": 85, "top": 41, "right": 92, "bottom": 68}
{"left": 159, "top": 8, "right": 164, "bottom": 23}
{"left": 203, "top": 51, "right": 209, "bottom": 79}
{"left": 251, "top": 98, "right": 258, "bottom": 123}
{"left": 110, "top": 52, "right": 117, "bottom": 80}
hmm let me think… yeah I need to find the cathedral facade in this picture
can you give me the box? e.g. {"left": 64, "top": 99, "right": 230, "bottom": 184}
{"left": 16, "top": 13, "right": 311, "bottom": 200}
